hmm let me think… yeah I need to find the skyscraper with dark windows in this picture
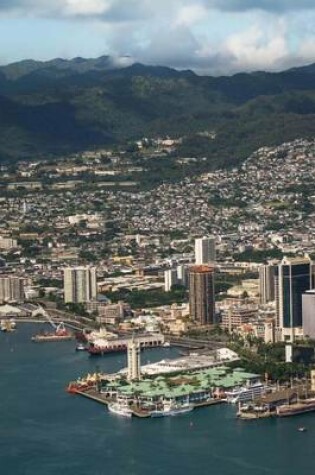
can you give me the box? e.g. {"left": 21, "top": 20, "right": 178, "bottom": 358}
{"left": 189, "top": 265, "right": 215, "bottom": 325}
{"left": 275, "top": 256, "right": 312, "bottom": 341}
{"left": 259, "top": 264, "right": 276, "bottom": 304}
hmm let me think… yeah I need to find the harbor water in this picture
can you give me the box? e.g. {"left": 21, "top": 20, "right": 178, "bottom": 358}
{"left": 1, "top": 324, "right": 315, "bottom": 475}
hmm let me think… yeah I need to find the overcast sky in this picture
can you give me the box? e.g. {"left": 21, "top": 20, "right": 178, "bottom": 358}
{"left": 0, "top": 0, "right": 315, "bottom": 75}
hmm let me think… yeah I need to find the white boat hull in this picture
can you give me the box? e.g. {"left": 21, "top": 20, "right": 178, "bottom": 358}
{"left": 151, "top": 405, "right": 194, "bottom": 417}
{"left": 108, "top": 403, "right": 133, "bottom": 418}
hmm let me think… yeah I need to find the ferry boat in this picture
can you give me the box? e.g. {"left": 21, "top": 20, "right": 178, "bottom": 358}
{"left": 276, "top": 399, "right": 315, "bottom": 417}
{"left": 151, "top": 401, "right": 194, "bottom": 417}
{"left": 225, "top": 382, "right": 266, "bottom": 404}
{"left": 108, "top": 402, "right": 133, "bottom": 418}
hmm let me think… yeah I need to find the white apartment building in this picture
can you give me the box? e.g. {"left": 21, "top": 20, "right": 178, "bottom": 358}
{"left": 63, "top": 266, "right": 97, "bottom": 303}
{"left": 195, "top": 236, "right": 216, "bottom": 265}
{"left": 0, "top": 277, "right": 24, "bottom": 303}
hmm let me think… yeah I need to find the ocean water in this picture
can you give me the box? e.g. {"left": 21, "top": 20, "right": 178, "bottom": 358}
{"left": 0, "top": 324, "right": 314, "bottom": 475}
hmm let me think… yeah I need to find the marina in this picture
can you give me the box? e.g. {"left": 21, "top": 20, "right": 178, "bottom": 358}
{"left": 2, "top": 323, "right": 315, "bottom": 475}
{"left": 66, "top": 341, "right": 268, "bottom": 419}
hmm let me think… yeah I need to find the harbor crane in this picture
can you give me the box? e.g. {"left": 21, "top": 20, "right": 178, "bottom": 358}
{"left": 34, "top": 305, "right": 67, "bottom": 334}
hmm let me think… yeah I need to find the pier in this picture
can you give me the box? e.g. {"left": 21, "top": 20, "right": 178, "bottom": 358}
{"left": 73, "top": 388, "right": 225, "bottom": 418}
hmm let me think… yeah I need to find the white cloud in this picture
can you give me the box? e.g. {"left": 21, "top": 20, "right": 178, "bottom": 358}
{"left": 174, "top": 4, "right": 207, "bottom": 27}
{"left": 64, "top": 0, "right": 110, "bottom": 16}
{"left": 0, "top": 0, "right": 314, "bottom": 74}
{"left": 222, "top": 23, "right": 289, "bottom": 70}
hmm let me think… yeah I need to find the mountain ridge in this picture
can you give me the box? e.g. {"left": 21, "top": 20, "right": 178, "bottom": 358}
{"left": 0, "top": 56, "right": 314, "bottom": 166}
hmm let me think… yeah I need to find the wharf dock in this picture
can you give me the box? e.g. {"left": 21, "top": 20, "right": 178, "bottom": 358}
{"left": 76, "top": 389, "right": 110, "bottom": 406}
{"left": 73, "top": 388, "right": 225, "bottom": 418}
{"left": 237, "top": 386, "right": 315, "bottom": 420}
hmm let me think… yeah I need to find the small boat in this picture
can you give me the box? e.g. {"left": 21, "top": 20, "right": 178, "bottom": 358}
{"left": 298, "top": 427, "right": 307, "bottom": 432}
{"left": 108, "top": 403, "right": 133, "bottom": 418}
{"left": 75, "top": 343, "right": 86, "bottom": 351}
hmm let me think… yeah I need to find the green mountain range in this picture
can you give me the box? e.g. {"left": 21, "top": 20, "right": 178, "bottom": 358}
{"left": 0, "top": 57, "right": 314, "bottom": 166}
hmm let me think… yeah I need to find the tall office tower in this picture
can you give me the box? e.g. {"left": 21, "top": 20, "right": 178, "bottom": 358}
{"left": 177, "top": 265, "right": 189, "bottom": 288}
{"left": 312, "top": 263, "right": 315, "bottom": 288}
{"left": 189, "top": 265, "right": 215, "bottom": 325}
{"left": 259, "top": 264, "right": 276, "bottom": 304}
{"left": 195, "top": 236, "right": 216, "bottom": 265}
{"left": 127, "top": 337, "right": 141, "bottom": 381}
{"left": 164, "top": 269, "right": 178, "bottom": 292}
{"left": 63, "top": 266, "right": 97, "bottom": 303}
{"left": 302, "top": 290, "right": 315, "bottom": 339}
{"left": 0, "top": 277, "right": 24, "bottom": 303}
{"left": 275, "top": 256, "right": 312, "bottom": 341}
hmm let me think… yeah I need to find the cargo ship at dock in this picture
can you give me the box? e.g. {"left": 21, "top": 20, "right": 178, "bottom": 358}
{"left": 31, "top": 322, "right": 74, "bottom": 342}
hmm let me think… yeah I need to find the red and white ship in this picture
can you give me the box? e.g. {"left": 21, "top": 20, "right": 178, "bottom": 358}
{"left": 32, "top": 322, "right": 74, "bottom": 342}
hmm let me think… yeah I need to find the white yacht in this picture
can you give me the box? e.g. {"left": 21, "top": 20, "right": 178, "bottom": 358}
{"left": 151, "top": 400, "right": 194, "bottom": 417}
{"left": 108, "top": 402, "right": 133, "bottom": 418}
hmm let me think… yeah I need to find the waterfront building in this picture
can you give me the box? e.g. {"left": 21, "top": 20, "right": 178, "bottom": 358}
{"left": 164, "top": 269, "right": 178, "bottom": 292}
{"left": 302, "top": 290, "right": 315, "bottom": 339}
{"left": 0, "top": 277, "right": 24, "bottom": 303}
{"left": 127, "top": 338, "right": 141, "bottom": 381}
{"left": 275, "top": 256, "right": 312, "bottom": 341}
{"left": 195, "top": 236, "right": 216, "bottom": 265}
{"left": 63, "top": 266, "right": 97, "bottom": 303}
{"left": 189, "top": 265, "right": 215, "bottom": 325}
{"left": 259, "top": 264, "right": 276, "bottom": 304}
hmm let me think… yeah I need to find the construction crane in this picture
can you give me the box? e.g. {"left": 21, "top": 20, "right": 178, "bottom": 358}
{"left": 34, "top": 305, "right": 66, "bottom": 334}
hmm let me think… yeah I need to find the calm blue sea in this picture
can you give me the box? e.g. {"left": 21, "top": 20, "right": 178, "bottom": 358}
{"left": 0, "top": 324, "right": 314, "bottom": 475}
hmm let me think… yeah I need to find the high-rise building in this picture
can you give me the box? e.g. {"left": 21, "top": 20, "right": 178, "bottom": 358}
{"left": 164, "top": 269, "right": 178, "bottom": 292}
{"left": 177, "top": 265, "right": 189, "bottom": 288}
{"left": 0, "top": 277, "right": 24, "bottom": 303}
{"left": 127, "top": 337, "right": 141, "bottom": 381}
{"left": 259, "top": 264, "right": 276, "bottom": 304}
{"left": 302, "top": 290, "right": 315, "bottom": 339}
{"left": 189, "top": 265, "right": 215, "bottom": 325}
{"left": 63, "top": 266, "right": 97, "bottom": 303}
{"left": 275, "top": 256, "right": 312, "bottom": 341}
{"left": 195, "top": 236, "right": 216, "bottom": 265}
